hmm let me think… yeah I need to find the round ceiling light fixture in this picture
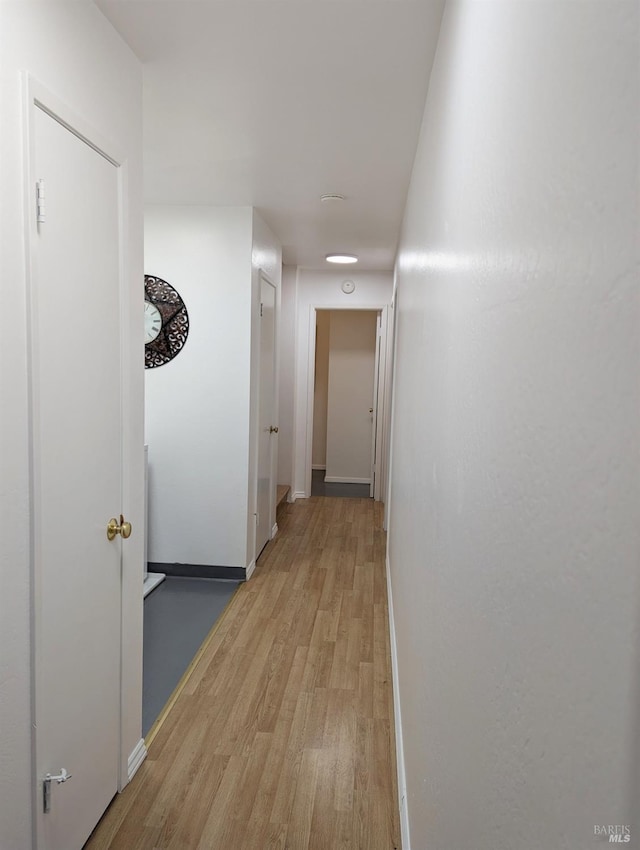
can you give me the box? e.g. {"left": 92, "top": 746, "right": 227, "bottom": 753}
{"left": 320, "top": 193, "right": 345, "bottom": 203}
{"left": 326, "top": 253, "right": 358, "bottom": 264}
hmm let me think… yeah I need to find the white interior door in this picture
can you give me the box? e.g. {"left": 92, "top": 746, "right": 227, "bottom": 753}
{"left": 256, "top": 274, "right": 277, "bottom": 559}
{"left": 32, "top": 104, "right": 124, "bottom": 850}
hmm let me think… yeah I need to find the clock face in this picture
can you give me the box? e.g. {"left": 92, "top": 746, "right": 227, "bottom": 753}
{"left": 144, "top": 275, "right": 190, "bottom": 369}
{"left": 144, "top": 301, "right": 162, "bottom": 343}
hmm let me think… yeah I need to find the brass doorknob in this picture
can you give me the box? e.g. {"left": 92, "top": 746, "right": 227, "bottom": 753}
{"left": 269, "top": 426, "right": 279, "bottom": 434}
{"left": 107, "top": 515, "right": 132, "bottom": 541}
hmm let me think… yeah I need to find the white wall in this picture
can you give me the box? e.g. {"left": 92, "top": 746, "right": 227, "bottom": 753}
{"left": 325, "top": 310, "right": 377, "bottom": 483}
{"left": 277, "top": 265, "right": 296, "bottom": 487}
{"left": 145, "top": 206, "right": 253, "bottom": 569}
{"left": 312, "top": 311, "right": 331, "bottom": 467}
{"left": 0, "top": 4, "right": 143, "bottom": 846}
{"left": 387, "top": 3, "right": 640, "bottom": 849}
{"left": 292, "top": 269, "right": 393, "bottom": 497}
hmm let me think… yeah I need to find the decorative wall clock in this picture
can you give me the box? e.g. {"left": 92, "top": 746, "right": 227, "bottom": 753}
{"left": 144, "top": 274, "right": 190, "bottom": 369}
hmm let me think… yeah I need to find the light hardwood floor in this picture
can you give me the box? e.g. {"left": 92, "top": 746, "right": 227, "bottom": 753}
{"left": 85, "top": 496, "right": 400, "bottom": 850}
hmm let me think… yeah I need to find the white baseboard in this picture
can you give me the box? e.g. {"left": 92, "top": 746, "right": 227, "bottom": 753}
{"left": 246, "top": 559, "right": 256, "bottom": 580}
{"left": 292, "top": 491, "right": 307, "bottom": 501}
{"left": 128, "top": 738, "right": 147, "bottom": 783}
{"left": 324, "top": 475, "right": 371, "bottom": 484}
{"left": 312, "top": 464, "right": 326, "bottom": 470}
{"left": 386, "top": 553, "right": 410, "bottom": 850}
{"left": 143, "top": 571, "right": 165, "bottom": 598}
{"left": 271, "top": 522, "right": 278, "bottom": 539}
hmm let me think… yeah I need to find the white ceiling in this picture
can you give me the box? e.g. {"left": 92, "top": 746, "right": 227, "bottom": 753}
{"left": 97, "top": 0, "right": 445, "bottom": 269}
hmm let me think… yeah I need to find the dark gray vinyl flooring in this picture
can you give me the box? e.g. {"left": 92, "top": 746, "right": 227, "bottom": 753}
{"left": 143, "top": 576, "right": 239, "bottom": 736}
{"left": 311, "top": 468, "right": 372, "bottom": 499}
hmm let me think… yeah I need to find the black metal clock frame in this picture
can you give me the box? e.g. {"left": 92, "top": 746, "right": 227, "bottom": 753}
{"left": 144, "top": 274, "right": 190, "bottom": 369}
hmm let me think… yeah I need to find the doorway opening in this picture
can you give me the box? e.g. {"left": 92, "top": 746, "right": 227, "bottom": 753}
{"left": 309, "top": 308, "right": 388, "bottom": 500}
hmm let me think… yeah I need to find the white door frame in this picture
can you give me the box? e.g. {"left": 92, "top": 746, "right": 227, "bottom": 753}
{"left": 251, "top": 269, "right": 279, "bottom": 569}
{"left": 381, "top": 294, "right": 396, "bottom": 528}
{"left": 368, "top": 308, "right": 391, "bottom": 502}
{"left": 304, "top": 304, "right": 389, "bottom": 500}
{"left": 24, "top": 76, "right": 143, "bottom": 842}
{"left": 370, "top": 312, "right": 383, "bottom": 499}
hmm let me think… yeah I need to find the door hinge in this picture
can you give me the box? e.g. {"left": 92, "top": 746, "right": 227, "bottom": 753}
{"left": 43, "top": 768, "right": 72, "bottom": 813}
{"left": 260, "top": 303, "right": 263, "bottom": 318}
{"left": 36, "top": 179, "right": 46, "bottom": 223}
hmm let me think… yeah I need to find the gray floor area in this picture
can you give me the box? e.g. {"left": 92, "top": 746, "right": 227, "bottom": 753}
{"left": 311, "top": 468, "right": 372, "bottom": 498}
{"left": 143, "top": 576, "right": 239, "bottom": 736}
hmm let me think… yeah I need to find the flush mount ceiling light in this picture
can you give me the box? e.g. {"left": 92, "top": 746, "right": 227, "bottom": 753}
{"left": 320, "top": 194, "right": 345, "bottom": 203}
{"left": 326, "top": 254, "right": 358, "bottom": 264}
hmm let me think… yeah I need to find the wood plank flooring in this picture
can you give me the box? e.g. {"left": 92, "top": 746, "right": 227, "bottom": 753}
{"left": 85, "top": 496, "right": 400, "bottom": 850}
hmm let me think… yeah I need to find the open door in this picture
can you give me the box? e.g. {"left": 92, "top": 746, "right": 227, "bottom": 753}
{"left": 255, "top": 272, "right": 277, "bottom": 559}
{"left": 31, "top": 100, "right": 127, "bottom": 850}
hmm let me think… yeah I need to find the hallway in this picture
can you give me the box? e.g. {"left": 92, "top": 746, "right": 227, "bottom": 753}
{"left": 85, "top": 497, "right": 400, "bottom": 850}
